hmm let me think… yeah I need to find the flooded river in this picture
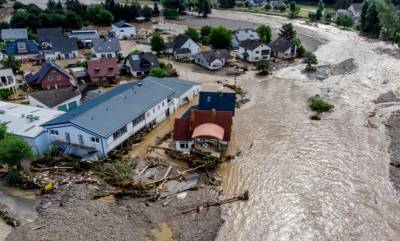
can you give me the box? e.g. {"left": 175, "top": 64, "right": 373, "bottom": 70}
{"left": 0, "top": 182, "right": 39, "bottom": 241}
{"left": 213, "top": 11, "right": 400, "bottom": 241}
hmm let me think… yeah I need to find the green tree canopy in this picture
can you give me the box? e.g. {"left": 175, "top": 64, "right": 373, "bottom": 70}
{"left": 279, "top": 23, "right": 297, "bottom": 41}
{"left": 208, "top": 26, "right": 232, "bottom": 49}
{"left": 185, "top": 27, "right": 200, "bottom": 42}
{"left": 0, "top": 124, "right": 33, "bottom": 168}
{"left": 194, "top": 0, "right": 212, "bottom": 18}
{"left": 141, "top": 5, "right": 153, "bottom": 20}
{"left": 256, "top": 25, "right": 272, "bottom": 44}
{"left": 303, "top": 51, "right": 318, "bottom": 70}
{"left": 256, "top": 59, "right": 270, "bottom": 74}
{"left": 87, "top": 4, "right": 114, "bottom": 25}
{"left": 1, "top": 55, "right": 21, "bottom": 74}
{"left": 150, "top": 33, "right": 165, "bottom": 54}
{"left": 289, "top": 1, "right": 300, "bottom": 19}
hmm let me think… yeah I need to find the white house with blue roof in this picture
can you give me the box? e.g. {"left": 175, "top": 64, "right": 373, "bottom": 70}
{"left": 41, "top": 77, "right": 200, "bottom": 158}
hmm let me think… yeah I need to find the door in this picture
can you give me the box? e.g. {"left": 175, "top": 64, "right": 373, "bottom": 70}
{"left": 65, "top": 132, "right": 71, "bottom": 143}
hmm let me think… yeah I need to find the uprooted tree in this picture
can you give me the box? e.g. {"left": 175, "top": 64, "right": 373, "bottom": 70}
{"left": 303, "top": 51, "right": 318, "bottom": 71}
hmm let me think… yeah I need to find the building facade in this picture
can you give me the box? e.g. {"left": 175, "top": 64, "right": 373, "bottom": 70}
{"left": 0, "top": 68, "right": 17, "bottom": 93}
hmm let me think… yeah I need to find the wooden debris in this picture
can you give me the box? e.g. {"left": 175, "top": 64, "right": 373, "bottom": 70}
{"left": 181, "top": 191, "right": 249, "bottom": 214}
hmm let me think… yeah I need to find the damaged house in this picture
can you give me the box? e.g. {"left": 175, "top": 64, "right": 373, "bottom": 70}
{"left": 165, "top": 34, "right": 200, "bottom": 60}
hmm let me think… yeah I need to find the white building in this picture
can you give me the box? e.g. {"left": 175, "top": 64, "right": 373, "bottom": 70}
{"left": 238, "top": 39, "right": 271, "bottom": 62}
{"left": 111, "top": 21, "right": 136, "bottom": 39}
{"left": 42, "top": 77, "right": 200, "bottom": 158}
{"left": 194, "top": 50, "right": 231, "bottom": 70}
{"left": 91, "top": 38, "right": 121, "bottom": 59}
{"left": 28, "top": 86, "right": 82, "bottom": 112}
{"left": 165, "top": 34, "right": 200, "bottom": 60}
{"left": 232, "top": 29, "right": 260, "bottom": 49}
{"left": 0, "top": 68, "right": 17, "bottom": 93}
{"left": 0, "top": 101, "right": 63, "bottom": 154}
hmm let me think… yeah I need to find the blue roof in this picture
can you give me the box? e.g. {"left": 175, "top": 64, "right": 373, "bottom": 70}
{"left": 42, "top": 81, "right": 175, "bottom": 137}
{"left": 198, "top": 91, "right": 236, "bottom": 115}
{"left": 5, "top": 40, "right": 39, "bottom": 55}
{"left": 144, "top": 77, "right": 199, "bottom": 98}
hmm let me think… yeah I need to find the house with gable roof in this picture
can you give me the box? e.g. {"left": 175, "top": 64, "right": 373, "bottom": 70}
{"left": 91, "top": 37, "right": 121, "bottom": 59}
{"left": 165, "top": 34, "right": 200, "bottom": 59}
{"left": 232, "top": 29, "right": 260, "bottom": 49}
{"left": 238, "top": 39, "right": 271, "bottom": 62}
{"left": 125, "top": 52, "right": 159, "bottom": 77}
{"left": 25, "top": 61, "right": 74, "bottom": 90}
{"left": 111, "top": 21, "right": 136, "bottom": 39}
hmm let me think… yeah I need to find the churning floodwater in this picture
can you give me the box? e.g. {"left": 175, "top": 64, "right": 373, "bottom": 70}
{"left": 216, "top": 28, "right": 400, "bottom": 241}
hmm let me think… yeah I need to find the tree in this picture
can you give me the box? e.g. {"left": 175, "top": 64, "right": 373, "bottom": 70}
{"left": 279, "top": 23, "right": 296, "bottom": 41}
{"left": 87, "top": 4, "right": 114, "bottom": 25}
{"left": 289, "top": 1, "right": 300, "bottom": 19}
{"left": 162, "top": 8, "right": 179, "bottom": 19}
{"left": 161, "top": 0, "right": 186, "bottom": 14}
{"left": 194, "top": 0, "right": 211, "bottom": 18}
{"left": 208, "top": 26, "right": 232, "bottom": 49}
{"left": 0, "top": 124, "right": 32, "bottom": 168}
{"left": 335, "top": 14, "right": 353, "bottom": 29}
{"left": 13, "top": 1, "right": 25, "bottom": 11}
{"left": 0, "top": 0, "right": 7, "bottom": 8}
{"left": 256, "top": 59, "right": 270, "bottom": 74}
{"left": 278, "top": 3, "right": 287, "bottom": 12}
{"left": 150, "top": 33, "right": 165, "bottom": 54}
{"left": 256, "top": 25, "right": 272, "bottom": 44}
{"left": 65, "top": 11, "right": 83, "bottom": 29}
{"left": 292, "top": 37, "right": 305, "bottom": 57}
{"left": 185, "top": 27, "right": 200, "bottom": 42}
{"left": 360, "top": 0, "right": 380, "bottom": 36}
{"left": 316, "top": 0, "right": 325, "bottom": 20}
{"left": 1, "top": 55, "right": 21, "bottom": 74}
{"left": 218, "top": 0, "right": 235, "bottom": 8}
{"left": 153, "top": 3, "right": 160, "bottom": 16}
{"left": 200, "top": 25, "right": 212, "bottom": 44}
{"left": 0, "top": 89, "right": 12, "bottom": 100}
{"left": 141, "top": 5, "right": 153, "bottom": 20}
{"left": 303, "top": 51, "right": 318, "bottom": 71}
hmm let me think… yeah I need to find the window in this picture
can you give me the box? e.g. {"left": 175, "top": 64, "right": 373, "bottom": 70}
{"left": 113, "top": 125, "right": 127, "bottom": 140}
{"left": 255, "top": 51, "right": 259, "bottom": 54}
{"left": 91, "top": 137, "right": 100, "bottom": 143}
{"left": 180, "top": 142, "right": 189, "bottom": 149}
{"left": 162, "top": 102, "right": 165, "bottom": 107}
{"left": 78, "top": 134, "right": 84, "bottom": 145}
{"left": 50, "top": 130, "right": 59, "bottom": 135}
{"left": 132, "top": 113, "right": 145, "bottom": 126}
{"left": 48, "top": 76, "right": 53, "bottom": 81}
{"left": 207, "top": 96, "right": 211, "bottom": 102}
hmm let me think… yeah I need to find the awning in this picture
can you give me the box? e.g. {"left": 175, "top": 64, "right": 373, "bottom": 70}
{"left": 192, "top": 123, "right": 224, "bottom": 141}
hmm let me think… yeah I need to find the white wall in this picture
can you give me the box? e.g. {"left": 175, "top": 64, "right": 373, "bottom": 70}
{"left": 45, "top": 51, "right": 78, "bottom": 61}
{"left": 180, "top": 39, "right": 200, "bottom": 55}
{"left": 175, "top": 140, "right": 193, "bottom": 153}
{"left": 28, "top": 94, "right": 81, "bottom": 111}
{"left": 91, "top": 50, "right": 117, "bottom": 59}
{"left": 0, "top": 68, "right": 16, "bottom": 93}
{"left": 112, "top": 25, "right": 136, "bottom": 39}
{"left": 239, "top": 44, "right": 271, "bottom": 62}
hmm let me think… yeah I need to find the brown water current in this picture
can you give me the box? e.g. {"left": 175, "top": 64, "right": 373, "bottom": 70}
{"left": 213, "top": 12, "right": 400, "bottom": 241}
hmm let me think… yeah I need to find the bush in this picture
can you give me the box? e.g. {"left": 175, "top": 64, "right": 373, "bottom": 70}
{"left": 0, "top": 89, "right": 13, "bottom": 100}
{"left": 309, "top": 12, "right": 318, "bottom": 22}
{"left": 256, "top": 59, "right": 269, "bottom": 74}
{"left": 149, "top": 63, "right": 176, "bottom": 78}
{"left": 185, "top": 27, "right": 200, "bottom": 42}
{"left": 335, "top": 14, "right": 353, "bottom": 29}
{"left": 96, "top": 161, "right": 136, "bottom": 185}
{"left": 264, "top": 3, "right": 272, "bottom": 10}
{"left": 278, "top": 3, "right": 287, "bottom": 12}
{"left": 162, "top": 8, "right": 178, "bottom": 20}
{"left": 208, "top": 26, "right": 232, "bottom": 49}
{"left": 309, "top": 96, "right": 334, "bottom": 112}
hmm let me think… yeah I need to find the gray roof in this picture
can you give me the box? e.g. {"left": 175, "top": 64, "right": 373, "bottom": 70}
{"left": 92, "top": 38, "right": 121, "bottom": 53}
{"left": 269, "top": 37, "right": 294, "bottom": 52}
{"left": 37, "top": 28, "right": 63, "bottom": 43}
{"left": 239, "top": 39, "right": 263, "bottom": 50}
{"left": 348, "top": 3, "right": 363, "bottom": 15}
{"left": 196, "top": 49, "right": 231, "bottom": 63}
{"left": 113, "top": 21, "right": 133, "bottom": 28}
{"left": 42, "top": 80, "right": 176, "bottom": 137}
{"left": 69, "top": 30, "right": 98, "bottom": 40}
{"left": 1, "top": 28, "right": 28, "bottom": 40}
{"left": 49, "top": 37, "right": 78, "bottom": 54}
{"left": 144, "top": 76, "right": 199, "bottom": 98}
{"left": 233, "top": 29, "right": 259, "bottom": 42}
{"left": 127, "top": 52, "right": 159, "bottom": 72}
{"left": 29, "top": 86, "right": 81, "bottom": 108}
{"left": 166, "top": 34, "right": 191, "bottom": 50}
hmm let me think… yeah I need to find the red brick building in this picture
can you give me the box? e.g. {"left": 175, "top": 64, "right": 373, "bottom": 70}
{"left": 25, "top": 62, "right": 73, "bottom": 90}
{"left": 87, "top": 58, "right": 120, "bottom": 84}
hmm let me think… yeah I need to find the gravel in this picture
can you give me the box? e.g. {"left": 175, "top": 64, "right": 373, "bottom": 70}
{"left": 6, "top": 183, "right": 223, "bottom": 241}
{"left": 385, "top": 110, "right": 400, "bottom": 192}
{"left": 373, "top": 91, "right": 400, "bottom": 104}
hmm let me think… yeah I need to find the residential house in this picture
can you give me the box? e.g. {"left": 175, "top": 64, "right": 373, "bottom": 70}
{"left": 42, "top": 78, "right": 199, "bottom": 157}
{"left": 125, "top": 52, "right": 159, "bottom": 77}
{"left": 0, "top": 68, "right": 17, "bottom": 93}
{"left": 238, "top": 39, "right": 271, "bottom": 62}
{"left": 111, "top": 21, "right": 136, "bottom": 39}
{"left": 37, "top": 28, "right": 63, "bottom": 49}
{"left": 194, "top": 49, "right": 231, "bottom": 70}
{"left": 144, "top": 76, "right": 201, "bottom": 113}
{"left": 28, "top": 86, "right": 81, "bottom": 112}
{"left": 268, "top": 36, "right": 297, "bottom": 59}
{"left": 4, "top": 40, "right": 39, "bottom": 60}
{"left": 91, "top": 38, "right": 121, "bottom": 59}
{"left": 232, "top": 29, "right": 260, "bottom": 49}
{"left": 248, "top": 0, "right": 266, "bottom": 7}
{"left": 87, "top": 58, "right": 120, "bottom": 84}
{"left": 69, "top": 67, "right": 88, "bottom": 83}
{"left": 198, "top": 91, "right": 236, "bottom": 116}
{"left": 165, "top": 34, "right": 200, "bottom": 59}
{"left": 1, "top": 28, "right": 28, "bottom": 41}
{"left": 25, "top": 61, "right": 74, "bottom": 90}
{"left": 173, "top": 110, "right": 233, "bottom": 153}
{"left": 348, "top": 3, "right": 363, "bottom": 22}
{"left": 69, "top": 30, "right": 99, "bottom": 48}
{"left": 0, "top": 101, "right": 63, "bottom": 154}
{"left": 43, "top": 37, "right": 78, "bottom": 60}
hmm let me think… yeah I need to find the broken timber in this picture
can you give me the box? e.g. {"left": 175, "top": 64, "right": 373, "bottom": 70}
{"left": 181, "top": 191, "right": 249, "bottom": 214}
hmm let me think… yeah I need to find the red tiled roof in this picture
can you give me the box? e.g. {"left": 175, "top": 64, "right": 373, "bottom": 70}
{"left": 173, "top": 110, "right": 233, "bottom": 141}
{"left": 87, "top": 58, "right": 120, "bottom": 79}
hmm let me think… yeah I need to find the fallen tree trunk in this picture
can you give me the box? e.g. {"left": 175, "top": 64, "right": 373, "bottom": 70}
{"left": 181, "top": 191, "right": 249, "bottom": 214}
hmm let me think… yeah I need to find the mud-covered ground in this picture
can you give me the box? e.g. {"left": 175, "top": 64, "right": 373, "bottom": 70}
{"left": 6, "top": 183, "right": 223, "bottom": 241}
